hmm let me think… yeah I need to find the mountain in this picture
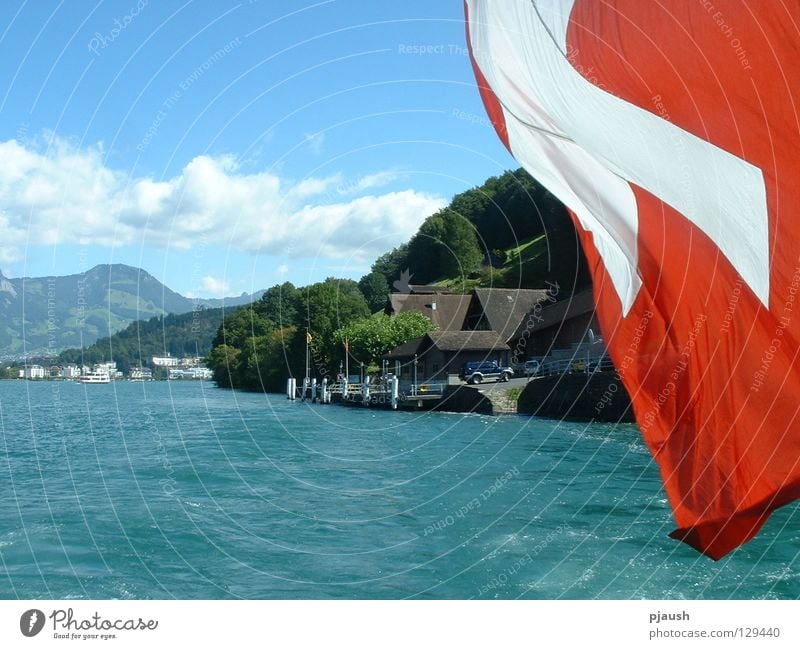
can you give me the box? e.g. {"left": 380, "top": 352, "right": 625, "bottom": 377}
{"left": 0, "top": 264, "right": 263, "bottom": 359}
{"left": 192, "top": 291, "right": 265, "bottom": 309}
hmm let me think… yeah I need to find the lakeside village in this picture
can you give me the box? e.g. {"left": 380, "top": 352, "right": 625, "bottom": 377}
{"left": 11, "top": 284, "right": 634, "bottom": 421}
{"left": 289, "top": 284, "right": 634, "bottom": 422}
{"left": 16, "top": 354, "right": 212, "bottom": 384}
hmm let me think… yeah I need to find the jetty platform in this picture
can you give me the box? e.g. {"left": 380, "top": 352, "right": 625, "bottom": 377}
{"left": 287, "top": 369, "right": 632, "bottom": 421}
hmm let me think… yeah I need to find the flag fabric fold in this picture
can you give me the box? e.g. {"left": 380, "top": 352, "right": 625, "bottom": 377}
{"left": 465, "top": 0, "right": 800, "bottom": 558}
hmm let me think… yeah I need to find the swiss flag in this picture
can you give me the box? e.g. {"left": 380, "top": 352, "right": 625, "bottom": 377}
{"left": 466, "top": 0, "right": 800, "bottom": 559}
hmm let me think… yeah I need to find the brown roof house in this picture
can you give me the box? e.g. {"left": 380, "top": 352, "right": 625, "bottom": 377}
{"left": 385, "top": 291, "right": 472, "bottom": 332}
{"left": 383, "top": 285, "right": 604, "bottom": 382}
{"left": 383, "top": 330, "right": 510, "bottom": 383}
{"left": 512, "top": 288, "right": 602, "bottom": 359}
{"left": 382, "top": 287, "right": 547, "bottom": 382}
{"left": 466, "top": 288, "right": 550, "bottom": 337}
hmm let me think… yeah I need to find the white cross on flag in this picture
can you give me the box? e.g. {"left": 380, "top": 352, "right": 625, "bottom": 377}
{"left": 466, "top": 0, "right": 800, "bottom": 558}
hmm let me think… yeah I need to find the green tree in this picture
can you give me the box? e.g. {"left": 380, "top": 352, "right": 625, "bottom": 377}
{"left": 208, "top": 344, "right": 241, "bottom": 388}
{"left": 371, "top": 244, "right": 409, "bottom": 289}
{"left": 300, "top": 278, "right": 370, "bottom": 375}
{"left": 206, "top": 277, "right": 370, "bottom": 391}
{"left": 332, "top": 311, "right": 436, "bottom": 366}
{"left": 448, "top": 168, "right": 571, "bottom": 252}
{"left": 255, "top": 282, "right": 300, "bottom": 326}
{"left": 440, "top": 210, "right": 483, "bottom": 278}
{"left": 237, "top": 326, "right": 297, "bottom": 390}
{"left": 358, "top": 271, "right": 390, "bottom": 313}
{"left": 301, "top": 278, "right": 370, "bottom": 341}
{"left": 405, "top": 213, "right": 447, "bottom": 283}
{"left": 212, "top": 305, "right": 274, "bottom": 350}
{"left": 405, "top": 211, "right": 482, "bottom": 283}
{"left": 0, "top": 364, "right": 18, "bottom": 379}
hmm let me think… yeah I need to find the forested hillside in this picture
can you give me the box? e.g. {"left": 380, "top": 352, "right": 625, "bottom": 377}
{"left": 208, "top": 280, "right": 371, "bottom": 391}
{"left": 358, "top": 168, "right": 590, "bottom": 306}
{"left": 58, "top": 307, "right": 230, "bottom": 373}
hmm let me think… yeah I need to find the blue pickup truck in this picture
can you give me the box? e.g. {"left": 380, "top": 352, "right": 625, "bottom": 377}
{"left": 460, "top": 360, "right": 514, "bottom": 384}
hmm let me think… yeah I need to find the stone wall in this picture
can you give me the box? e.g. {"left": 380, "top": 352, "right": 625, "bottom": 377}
{"left": 437, "top": 385, "right": 494, "bottom": 414}
{"left": 517, "top": 371, "right": 634, "bottom": 422}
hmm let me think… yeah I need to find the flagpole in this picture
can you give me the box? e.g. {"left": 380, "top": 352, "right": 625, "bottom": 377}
{"left": 345, "top": 337, "right": 349, "bottom": 380}
{"left": 305, "top": 329, "right": 310, "bottom": 384}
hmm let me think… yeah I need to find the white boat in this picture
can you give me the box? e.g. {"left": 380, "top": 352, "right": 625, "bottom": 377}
{"left": 77, "top": 371, "right": 111, "bottom": 384}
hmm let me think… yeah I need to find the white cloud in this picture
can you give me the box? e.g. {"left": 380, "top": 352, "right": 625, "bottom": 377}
{"left": 275, "top": 264, "right": 289, "bottom": 276}
{"left": 198, "top": 275, "right": 231, "bottom": 297}
{"left": 336, "top": 170, "right": 404, "bottom": 196}
{"left": 0, "top": 135, "right": 446, "bottom": 266}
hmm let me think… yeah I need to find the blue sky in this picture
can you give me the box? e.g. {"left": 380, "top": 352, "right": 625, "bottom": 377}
{"left": 0, "top": 0, "right": 515, "bottom": 297}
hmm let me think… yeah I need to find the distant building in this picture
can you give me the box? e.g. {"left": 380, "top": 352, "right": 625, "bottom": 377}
{"left": 20, "top": 365, "right": 46, "bottom": 379}
{"left": 179, "top": 356, "right": 202, "bottom": 367}
{"left": 61, "top": 364, "right": 81, "bottom": 379}
{"left": 129, "top": 367, "right": 154, "bottom": 381}
{"left": 151, "top": 355, "right": 179, "bottom": 368}
{"left": 95, "top": 362, "right": 123, "bottom": 379}
{"left": 169, "top": 366, "right": 212, "bottom": 380}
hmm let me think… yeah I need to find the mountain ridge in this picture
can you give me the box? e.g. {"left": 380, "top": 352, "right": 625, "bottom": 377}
{"left": 0, "top": 263, "right": 264, "bottom": 359}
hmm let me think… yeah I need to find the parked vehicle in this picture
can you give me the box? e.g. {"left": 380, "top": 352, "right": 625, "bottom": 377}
{"left": 511, "top": 359, "right": 542, "bottom": 377}
{"left": 585, "top": 355, "right": 615, "bottom": 373}
{"left": 460, "top": 360, "right": 513, "bottom": 384}
{"left": 522, "top": 360, "right": 541, "bottom": 377}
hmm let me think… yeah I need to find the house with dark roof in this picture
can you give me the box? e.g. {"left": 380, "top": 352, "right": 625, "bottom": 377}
{"left": 383, "top": 330, "right": 510, "bottom": 382}
{"left": 514, "top": 288, "right": 601, "bottom": 358}
{"left": 406, "top": 284, "right": 452, "bottom": 294}
{"left": 385, "top": 292, "right": 472, "bottom": 332}
{"left": 382, "top": 285, "right": 603, "bottom": 382}
{"left": 465, "top": 287, "right": 551, "bottom": 341}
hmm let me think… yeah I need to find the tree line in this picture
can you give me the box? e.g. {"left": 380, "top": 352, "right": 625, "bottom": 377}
{"left": 206, "top": 280, "right": 435, "bottom": 391}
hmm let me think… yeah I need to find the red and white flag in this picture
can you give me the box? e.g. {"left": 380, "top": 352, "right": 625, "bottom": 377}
{"left": 466, "top": 0, "right": 800, "bottom": 558}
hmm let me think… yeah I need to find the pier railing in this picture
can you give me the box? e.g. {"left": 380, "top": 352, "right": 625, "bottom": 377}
{"left": 536, "top": 355, "right": 615, "bottom": 378}
{"left": 326, "top": 378, "right": 447, "bottom": 402}
{"left": 399, "top": 379, "right": 447, "bottom": 398}
{"left": 328, "top": 382, "right": 362, "bottom": 396}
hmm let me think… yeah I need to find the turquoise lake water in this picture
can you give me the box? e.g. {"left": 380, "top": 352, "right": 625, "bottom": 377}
{"left": 0, "top": 379, "right": 798, "bottom": 599}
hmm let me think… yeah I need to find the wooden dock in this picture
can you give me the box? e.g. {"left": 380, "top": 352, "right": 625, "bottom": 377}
{"left": 287, "top": 376, "right": 448, "bottom": 410}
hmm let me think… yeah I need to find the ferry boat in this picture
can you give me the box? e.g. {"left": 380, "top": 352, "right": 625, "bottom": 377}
{"left": 77, "top": 370, "right": 111, "bottom": 384}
